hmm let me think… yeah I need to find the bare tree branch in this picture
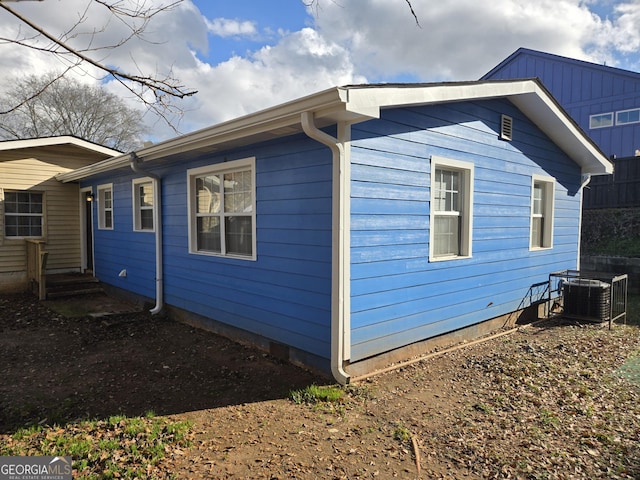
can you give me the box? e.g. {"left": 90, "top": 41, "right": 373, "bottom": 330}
{"left": 0, "top": 72, "right": 147, "bottom": 151}
{"left": 0, "top": 2, "right": 196, "bottom": 99}
{"left": 405, "top": 0, "right": 420, "bottom": 27}
{"left": 0, "top": 68, "right": 72, "bottom": 115}
{"left": 0, "top": 0, "right": 197, "bottom": 131}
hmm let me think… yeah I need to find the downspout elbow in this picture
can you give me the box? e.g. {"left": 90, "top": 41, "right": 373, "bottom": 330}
{"left": 130, "top": 152, "right": 163, "bottom": 315}
{"left": 301, "top": 112, "right": 350, "bottom": 386}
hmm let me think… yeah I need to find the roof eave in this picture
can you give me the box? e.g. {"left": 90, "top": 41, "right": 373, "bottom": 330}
{"left": 57, "top": 79, "right": 612, "bottom": 182}
{"left": 0, "top": 135, "right": 120, "bottom": 157}
{"left": 58, "top": 87, "right": 367, "bottom": 183}
{"left": 344, "top": 80, "right": 611, "bottom": 174}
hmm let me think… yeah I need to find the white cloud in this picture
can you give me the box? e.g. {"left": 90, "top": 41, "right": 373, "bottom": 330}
{"left": 1, "top": 0, "right": 639, "bottom": 142}
{"left": 158, "top": 27, "right": 367, "bottom": 138}
{"left": 609, "top": 2, "right": 640, "bottom": 60}
{"left": 308, "top": 0, "right": 640, "bottom": 80}
{"left": 206, "top": 18, "right": 258, "bottom": 38}
{"left": 0, "top": 0, "right": 207, "bottom": 85}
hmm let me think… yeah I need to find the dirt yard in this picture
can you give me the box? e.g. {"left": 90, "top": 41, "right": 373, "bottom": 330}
{"left": 1, "top": 292, "right": 639, "bottom": 479}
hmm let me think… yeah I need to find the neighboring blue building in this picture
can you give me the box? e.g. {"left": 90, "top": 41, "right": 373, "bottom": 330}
{"left": 482, "top": 48, "right": 640, "bottom": 159}
{"left": 58, "top": 80, "right": 611, "bottom": 383}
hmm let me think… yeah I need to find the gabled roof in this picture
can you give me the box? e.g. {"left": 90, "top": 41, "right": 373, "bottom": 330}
{"left": 57, "top": 79, "right": 612, "bottom": 182}
{"left": 0, "top": 135, "right": 121, "bottom": 162}
{"left": 482, "top": 47, "right": 640, "bottom": 83}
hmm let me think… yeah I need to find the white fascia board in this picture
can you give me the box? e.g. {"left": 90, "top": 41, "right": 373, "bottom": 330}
{"left": 0, "top": 135, "right": 120, "bottom": 157}
{"left": 344, "top": 81, "right": 612, "bottom": 175}
{"left": 507, "top": 83, "right": 612, "bottom": 175}
{"left": 344, "top": 81, "right": 534, "bottom": 110}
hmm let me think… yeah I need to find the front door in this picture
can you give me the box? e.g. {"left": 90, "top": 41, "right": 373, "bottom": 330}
{"left": 81, "top": 187, "right": 94, "bottom": 273}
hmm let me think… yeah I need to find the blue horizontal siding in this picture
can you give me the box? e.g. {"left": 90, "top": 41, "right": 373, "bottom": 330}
{"left": 91, "top": 174, "right": 157, "bottom": 299}
{"left": 349, "top": 99, "right": 582, "bottom": 362}
{"left": 86, "top": 136, "right": 335, "bottom": 362}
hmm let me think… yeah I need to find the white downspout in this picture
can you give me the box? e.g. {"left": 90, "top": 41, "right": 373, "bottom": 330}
{"left": 130, "top": 152, "right": 163, "bottom": 315}
{"left": 301, "top": 111, "right": 351, "bottom": 385}
{"left": 577, "top": 172, "right": 592, "bottom": 271}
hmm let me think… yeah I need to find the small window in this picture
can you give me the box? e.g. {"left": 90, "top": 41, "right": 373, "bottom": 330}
{"left": 589, "top": 112, "right": 614, "bottom": 129}
{"left": 616, "top": 108, "right": 640, "bottom": 126}
{"left": 4, "top": 191, "right": 43, "bottom": 238}
{"left": 187, "top": 157, "right": 256, "bottom": 259}
{"left": 132, "top": 178, "right": 154, "bottom": 232}
{"left": 429, "top": 157, "right": 474, "bottom": 261}
{"left": 97, "top": 184, "right": 113, "bottom": 230}
{"left": 530, "top": 175, "right": 555, "bottom": 250}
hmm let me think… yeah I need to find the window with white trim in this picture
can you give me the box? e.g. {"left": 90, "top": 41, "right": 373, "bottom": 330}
{"left": 616, "top": 108, "right": 640, "bottom": 126}
{"left": 530, "top": 175, "right": 555, "bottom": 249}
{"left": 98, "top": 184, "right": 113, "bottom": 230}
{"left": 589, "top": 112, "right": 613, "bottom": 129}
{"left": 132, "top": 178, "right": 154, "bottom": 232}
{"left": 4, "top": 191, "right": 44, "bottom": 237}
{"left": 429, "top": 157, "right": 474, "bottom": 261}
{"left": 188, "top": 157, "right": 256, "bottom": 259}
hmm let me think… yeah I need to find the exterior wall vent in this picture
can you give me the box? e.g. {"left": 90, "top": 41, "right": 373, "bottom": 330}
{"left": 500, "top": 114, "right": 513, "bottom": 141}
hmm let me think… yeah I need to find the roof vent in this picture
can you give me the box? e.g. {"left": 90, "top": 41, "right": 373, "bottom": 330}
{"left": 500, "top": 114, "right": 513, "bottom": 141}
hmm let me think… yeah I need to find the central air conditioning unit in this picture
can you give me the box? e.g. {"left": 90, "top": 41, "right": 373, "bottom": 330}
{"left": 548, "top": 270, "right": 628, "bottom": 328}
{"left": 562, "top": 278, "right": 611, "bottom": 322}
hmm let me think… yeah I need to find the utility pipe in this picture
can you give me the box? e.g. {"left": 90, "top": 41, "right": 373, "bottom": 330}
{"left": 576, "top": 173, "right": 592, "bottom": 271}
{"left": 130, "top": 152, "right": 164, "bottom": 315}
{"left": 301, "top": 111, "right": 351, "bottom": 385}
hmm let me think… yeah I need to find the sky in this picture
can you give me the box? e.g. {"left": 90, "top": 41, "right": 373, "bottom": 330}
{"left": 1, "top": 0, "right": 639, "bottom": 143}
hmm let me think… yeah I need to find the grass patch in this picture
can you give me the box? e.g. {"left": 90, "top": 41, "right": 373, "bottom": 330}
{"left": 0, "top": 413, "right": 192, "bottom": 479}
{"left": 393, "top": 424, "right": 412, "bottom": 443}
{"left": 289, "top": 384, "right": 345, "bottom": 405}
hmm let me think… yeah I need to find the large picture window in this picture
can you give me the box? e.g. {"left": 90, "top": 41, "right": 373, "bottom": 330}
{"left": 530, "top": 175, "right": 555, "bottom": 250}
{"left": 98, "top": 184, "right": 113, "bottom": 230}
{"left": 429, "top": 157, "right": 474, "bottom": 261}
{"left": 188, "top": 157, "right": 256, "bottom": 259}
{"left": 132, "top": 178, "right": 154, "bottom": 232}
{"left": 4, "top": 191, "right": 43, "bottom": 237}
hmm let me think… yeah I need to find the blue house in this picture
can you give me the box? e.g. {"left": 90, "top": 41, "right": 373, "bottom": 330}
{"left": 482, "top": 48, "right": 640, "bottom": 159}
{"left": 58, "top": 80, "right": 611, "bottom": 383}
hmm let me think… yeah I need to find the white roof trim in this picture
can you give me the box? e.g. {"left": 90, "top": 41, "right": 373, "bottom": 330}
{"left": 0, "top": 135, "right": 120, "bottom": 157}
{"left": 57, "top": 80, "right": 612, "bottom": 182}
{"left": 344, "top": 81, "right": 612, "bottom": 175}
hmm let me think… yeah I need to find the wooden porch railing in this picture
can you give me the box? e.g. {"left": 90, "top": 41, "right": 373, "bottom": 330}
{"left": 26, "top": 239, "right": 48, "bottom": 300}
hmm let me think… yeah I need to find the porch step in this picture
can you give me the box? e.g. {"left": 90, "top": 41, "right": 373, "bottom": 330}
{"left": 46, "top": 273, "right": 104, "bottom": 299}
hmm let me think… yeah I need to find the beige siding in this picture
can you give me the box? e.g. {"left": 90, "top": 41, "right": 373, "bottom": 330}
{"left": 0, "top": 155, "right": 97, "bottom": 291}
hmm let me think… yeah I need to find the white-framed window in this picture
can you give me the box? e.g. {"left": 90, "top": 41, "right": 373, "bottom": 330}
{"left": 530, "top": 175, "right": 555, "bottom": 250}
{"left": 429, "top": 156, "right": 474, "bottom": 261}
{"left": 589, "top": 112, "right": 614, "bottom": 129}
{"left": 4, "top": 191, "right": 44, "bottom": 238}
{"left": 616, "top": 108, "right": 640, "bottom": 126}
{"left": 132, "top": 177, "right": 154, "bottom": 232}
{"left": 187, "top": 157, "right": 256, "bottom": 260}
{"left": 97, "top": 184, "right": 113, "bottom": 230}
